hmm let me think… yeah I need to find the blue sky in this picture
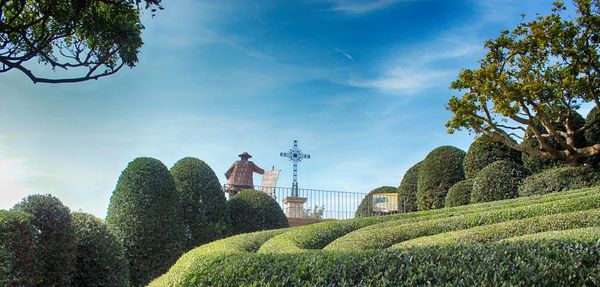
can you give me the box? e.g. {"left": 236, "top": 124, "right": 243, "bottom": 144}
{"left": 0, "top": 0, "right": 575, "bottom": 217}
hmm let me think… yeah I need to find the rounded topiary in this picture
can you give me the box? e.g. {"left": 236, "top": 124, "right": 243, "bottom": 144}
{"left": 106, "top": 157, "right": 184, "bottom": 287}
{"left": 170, "top": 157, "right": 227, "bottom": 250}
{"left": 355, "top": 186, "right": 399, "bottom": 217}
{"left": 445, "top": 179, "right": 474, "bottom": 207}
{"left": 398, "top": 162, "right": 421, "bottom": 213}
{"left": 417, "top": 146, "right": 466, "bottom": 210}
{"left": 471, "top": 160, "right": 528, "bottom": 203}
{"left": 0, "top": 210, "right": 37, "bottom": 287}
{"left": 227, "top": 190, "right": 288, "bottom": 235}
{"left": 584, "top": 107, "right": 600, "bottom": 166}
{"left": 12, "top": 194, "right": 76, "bottom": 287}
{"left": 463, "top": 135, "right": 521, "bottom": 179}
{"left": 518, "top": 166, "right": 600, "bottom": 197}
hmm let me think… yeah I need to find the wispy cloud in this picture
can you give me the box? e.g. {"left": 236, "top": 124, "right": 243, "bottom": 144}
{"left": 335, "top": 48, "right": 354, "bottom": 61}
{"left": 317, "top": 0, "right": 409, "bottom": 14}
{"left": 349, "top": 67, "right": 454, "bottom": 94}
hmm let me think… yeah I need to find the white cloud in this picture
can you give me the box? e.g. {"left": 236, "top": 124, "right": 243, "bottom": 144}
{"left": 349, "top": 67, "right": 453, "bottom": 94}
{"left": 318, "top": 0, "right": 410, "bottom": 14}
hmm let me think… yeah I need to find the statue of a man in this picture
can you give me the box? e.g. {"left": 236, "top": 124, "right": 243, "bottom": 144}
{"left": 225, "top": 152, "right": 265, "bottom": 196}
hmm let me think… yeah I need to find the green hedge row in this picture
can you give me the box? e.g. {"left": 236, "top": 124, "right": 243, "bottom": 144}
{"left": 392, "top": 208, "right": 600, "bottom": 249}
{"left": 518, "top": 166, "right": 600, "bottom": 196}
{"left": 503, "top": 226, "right": 600, "bottom": 243}
{"left": 150, "top": 241, "right": 600, "bottom": 287}
{"left": 324, "top": 193, "right": 600, "bottom": 251}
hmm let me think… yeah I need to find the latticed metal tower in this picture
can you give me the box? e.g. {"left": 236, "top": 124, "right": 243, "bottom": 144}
{"left": 280, "top": 140, "right": 310, "bottom": 197}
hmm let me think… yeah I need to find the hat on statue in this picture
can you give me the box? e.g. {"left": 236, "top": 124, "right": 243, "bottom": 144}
{"left": 238, "top": 152, "right": 252, "bottom": 158}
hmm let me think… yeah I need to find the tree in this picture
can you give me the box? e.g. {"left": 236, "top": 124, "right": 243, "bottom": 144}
{"left": 11, "top": 194, "right": 77, "bottom": 287}
{"left": 0, "top": 0, "right": 163, "bottom": 84}
{"left": 0, "top": 210, "right": 37, "bottom": 286}
{"left": 106, "top": 157, "right": 184, "bottom": 287}
{"left": 170, "top": 157, "right": 227, "bottom": 251}
{"left": 446, "top": 0, "right": 599, "bottom": 167}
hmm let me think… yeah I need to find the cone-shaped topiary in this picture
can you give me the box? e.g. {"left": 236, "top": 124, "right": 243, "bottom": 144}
{"left": 463, "top": 135, "right": 521, "bottom": 179}
{"left": 398, "top": 162, "right": 421, "bottom": 213}
{"left": 355, "top": 186, "right": 399, "bottom": 217}
{"left": 170, "top": 157, "right": 227, "bottom": 251}
{"left": 471, "top": 160, "right": 528, "bottom": 203}
{"left": 518, "top": 166, "right": 600, "bottom": 197}
{"left": 0, "top": 210, "right": 37, "bottom": 287}
{"left": 417, "top": 146, "right": 466, "bottom": 210}
{"left": 72, "top": 212, "right": 129, "bottom": 287}
{"left": 227, "top": 190, "right": 288, "bottom": 235}
{"left": 445, "top": 179, "right": 474, "bottom": 207}
{"left": 106, "top": 157, "right": 184, "bottom": 287}
{"left": 12, "top": 194, "right": 77, "bottom": 287}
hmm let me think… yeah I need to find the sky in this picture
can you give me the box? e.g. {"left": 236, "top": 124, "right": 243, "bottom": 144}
{"left": 0, "top": 0, "right": 582, "bottom": 218}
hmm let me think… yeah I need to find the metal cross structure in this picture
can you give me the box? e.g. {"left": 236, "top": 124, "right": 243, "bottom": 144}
{"left": 280, "top": 140, "right": 310, "bottom": 197}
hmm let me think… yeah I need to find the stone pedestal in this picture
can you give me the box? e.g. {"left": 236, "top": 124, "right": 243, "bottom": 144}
{"left": 283, "top": 196, "right": 307, "bottom": 218}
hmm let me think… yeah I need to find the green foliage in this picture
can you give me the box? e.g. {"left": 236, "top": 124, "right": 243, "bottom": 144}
{"left": 417, "top": 146, "right": 466, "bottom": 210}
{"left": 397, "top": 162, "right": 421, "bottom": 213}
{"left": 150, "top": 241, "right": 600, "bottom": 287}
{"left": 463, "top": 135, "right": 521, "bottom": 179}
{"left": 12, "top": 194, "right": 76, "bottom": 287}
{"left": 518, "top": 165, "right": 600, "bottom": 196}
{"left": 471, "top": 160, "right": 527, "bottom": 203}
{"left": 0, "top": 210, "right": 37, "bottom": 287}
{"left": 444, "top": 179, "right": 474, "bottom": 207}
{"left": 520, "top": 135, "right": 563, "bottom": 173}
{"left": 72, "top": 212, "right": 129, "bottom": 287}
{"left": 585, "top": 106, "right": 600, "bottom": 166}
{"left": 227, "top": 190, "right": 289, "bottom": 235}
{"left": 503, "top": 226, "right": 600, "bottom": 243}
{"left": 170, "top": 157, "right": 227, "bottom": 251}
{"left": 105, "top": 157, "right": 184, "bottom": 287}
{"left": 355, "top": 186, "right": 398, "bottom": 217}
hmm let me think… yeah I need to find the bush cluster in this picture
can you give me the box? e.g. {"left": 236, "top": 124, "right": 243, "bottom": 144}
{"left": 397, "top": 162, "right": 421, "bottom": 213}
{"left": 444, "top": 179, "right": 474, "bottom": 207}
{"left": 471, "top": 160, "right": 527, "bottom": 203}
{"left": 463, "top": 135, "right": 521, "bottom": 179}
{"left": 417, "top": 146, "right": 466, "bottom": 210}
{"left": 518, "top": 165, "right": 600, "bottom": 196}
{"left": 227, "top": 190, "right": 289, "bottom": 235}
{"left": 585, "top": 107, "right": 600, "bottom": 166}
{"left": 355, "top": 186, "right": 399, "bottom": 217}
{"left": 0, "top": 210, "right": 37, "bottom": 287}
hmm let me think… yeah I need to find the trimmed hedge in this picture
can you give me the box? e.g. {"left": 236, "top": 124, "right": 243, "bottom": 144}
{"left": 417, "top": 146, "right": 466, "bottom": 210}
{"left": 325, "top": 193, "right": 600, "bottom": 251}
{"left": 471, "top": 160, "right": 527, "bottom": 203}
{"left": 585, "top": 107, "right": 600, "bottom": 166}
{"left": 150, "top": 241, "right": 600, "bottom": 287}
{"left": 463, "top": 135, "right": 521, "bottom": 179}
{"left": 355, "top": 186, "right": 398, "bottom": 217}
{"left": 12, "top": 194, "right": 76, "bottom": 287}
{"left": 170, "top": 157, "right": 227, "bottom": 250}
{"left": 504, "top": 227, "right": 600, "bottom": 243}
{"left": 444, "top": 179, "right": 474, "bottom": 207}
{"left": 392, "top": 208, "right": 600, "bottom": 249}
{"left": 397, "top": 162, "right": 421, "bottom": 213}
{"left": 72, "top": 212, "right": 129, "bottom": 287}
{"left": 227, "top": 190, "right": 289, "bottom": 235}
{"left": 106, "top": 157, "right": 185, "bottom": 287}
{"left": 0, "top": 210, "right": 37, "bottom": 287}
{"left": 519, "top": 165, "right": 600, "bottom": 196}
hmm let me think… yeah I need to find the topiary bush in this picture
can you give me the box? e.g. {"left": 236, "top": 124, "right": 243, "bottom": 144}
{"left": 72, "top": 212, "right": 129, "bottom": 287}
{"left": 170, "top": 157, "right": 227, "bottom": 251}
{"left": 471, "top": 160, "right": 527, "bottom": 203}
{"left": 445, "top": 179, "right": 474, "bottom": 207}
{"left": 463, "top": 135, "right": 521, "bottom": 179}
{"left": 584, "top": 106, "right": 600, "bottom": 166}
{"left": 398, "top": 162, "right": 421, "bottom": 213}
{"left": 12, "top": 194, "right": 76, "bottom": 287}
{"left": 227, "top": 190, "right": 288, "bottom": 235}
{"left": 355, "top": 186, "right": 399, "bottom": 217}
{"left": 0, "top": 210, "right": 37, "bottom": 287}
{"left": 417, "top": 146, "right": 466, "bottom": 210}
{"left": 105, "top": 157, "right": 185, "bottom": 287}
{"left": 518, "top": 166, "right": 600, "bottom": 197}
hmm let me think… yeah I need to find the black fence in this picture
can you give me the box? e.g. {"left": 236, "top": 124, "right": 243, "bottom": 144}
{"left": 224, "top": 184, "right": 405, "bottom": 220}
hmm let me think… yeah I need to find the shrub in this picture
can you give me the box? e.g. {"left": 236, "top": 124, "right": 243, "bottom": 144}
{"left": 471, "top": 160, "right": 527, "bottom": 203}
{"left": 0, "top": 210, "right": 37, "bottom": 287}
{"left": 518, "top": 165, "right": 600, "bottom": 197}
{"left": 72, "top": 212, "right": 129, "bottom": 287}
{"left": 227, "top": 190, "right": 288, "bottom": 235}
{"left": 398, "top": 162, "right": 421, "bottom": 213}
{"left": 105, "top": 157, "right": 185, "bottom": 287}
{"left": 355, "top": 186, "right": 399, "bottom": 217}
{"left": 444, "top": 179, "right": 474, "bottom": 207}
{"left": 170, "top": 157, "right": 227, "bottom": 250}
{"left": 417, "top": 146, "right": 466, "bottom": 210}
{"left": 12, "top": 194, "right": 76, "bottom": 287}
{"left": 584, "top": 106, "right": 600, "bottom": 166}
{"left": 463, "top": 135, "right": 521, "bottom": 179}
{"left": 503, "top": 226, "right": 600, "bottom": 243}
